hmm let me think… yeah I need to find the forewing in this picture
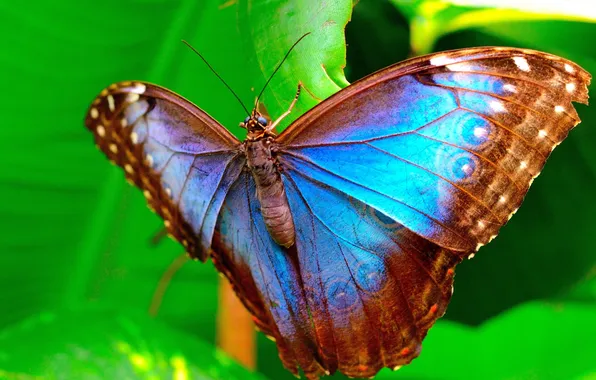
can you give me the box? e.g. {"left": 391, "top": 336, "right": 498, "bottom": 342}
{"left": 85, "top": 81, "right": 244, "bottom": 260}
{"left": 278, "top": 47, "right": 591, "bottom": 253}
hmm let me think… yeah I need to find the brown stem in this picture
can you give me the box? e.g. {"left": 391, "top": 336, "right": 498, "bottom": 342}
{"left": 149, "top": 253, "right": 190, "bottom": 317}
{"left": 216, "top": 277, "right": 256, "bottom": 369}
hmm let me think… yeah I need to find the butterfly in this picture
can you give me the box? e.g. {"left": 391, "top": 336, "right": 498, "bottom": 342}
{"left": 85, "top": 46, "right": 590, "bottom": 379}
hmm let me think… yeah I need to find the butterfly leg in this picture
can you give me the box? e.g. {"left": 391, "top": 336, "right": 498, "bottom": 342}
{"left": 266, "top": 83, "right": 302, "bottom": 133}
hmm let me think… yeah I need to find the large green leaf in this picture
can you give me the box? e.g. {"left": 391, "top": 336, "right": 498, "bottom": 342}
{"left": 0, "top": 311, "right": 264, "bottom": 380}
{"left": 236, "top": 0, "right": 353, "bottom": 130}
{"left": 378, "top": 301, "right": 596, "bottom": 379}
{"left": 0, "top": 0, "right": 225, "bottom": 334}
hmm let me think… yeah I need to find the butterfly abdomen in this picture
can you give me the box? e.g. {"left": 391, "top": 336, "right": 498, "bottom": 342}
{"left": 245, "top": 138, "right": 295, "bottom": 248}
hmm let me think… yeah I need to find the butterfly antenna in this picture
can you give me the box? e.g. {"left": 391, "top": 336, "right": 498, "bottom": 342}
{"left": 255, "top": 32, "right": 311, "bottom": 107}
{"left": 182, "top": 40, "right": 251, "bottom": 116}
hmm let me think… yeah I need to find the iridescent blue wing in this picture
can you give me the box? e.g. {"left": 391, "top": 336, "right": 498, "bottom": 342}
{"left": 278, "top": 47, "right": 590, "bottom": 253}
{"left": 212, "top": 170, "right": 459, "bottom": 379}
{"left": 85, "top": 82, "right": 245, "bottom": 260}
{"left": 212, "top": 172, "right": 329, "bottom": 377}
{"left": 259, "top": 48, "right": 590, "bottom": 377}
{"left": 282, "top": 172, "right": 460, "bottom": 377}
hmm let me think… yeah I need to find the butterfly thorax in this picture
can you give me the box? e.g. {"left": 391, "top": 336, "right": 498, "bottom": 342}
{"left": 243, "top": 116, "right": 295, "bottom": 248}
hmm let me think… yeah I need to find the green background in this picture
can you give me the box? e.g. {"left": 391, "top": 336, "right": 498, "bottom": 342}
{"left": 0, "top": 0, "right": 595, "bottom": 379}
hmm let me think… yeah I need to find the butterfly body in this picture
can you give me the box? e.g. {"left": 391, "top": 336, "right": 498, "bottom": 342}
{"left": 244, "top": 133, "right": 296, "bottom": 248}
{"left": 86, "top": 46, "right": 590, "bottom": 379}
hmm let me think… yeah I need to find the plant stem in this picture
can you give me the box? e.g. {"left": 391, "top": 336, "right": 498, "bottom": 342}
{"left": 216, "top": 277, "right": 256, "bottom": 369}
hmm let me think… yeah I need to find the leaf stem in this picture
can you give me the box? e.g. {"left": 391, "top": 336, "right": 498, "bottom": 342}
{"left": 216, "top": 277, "right": 256, "bottom": 369}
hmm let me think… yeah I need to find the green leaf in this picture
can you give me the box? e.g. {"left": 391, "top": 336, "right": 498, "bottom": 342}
{"left": 345, "top": 0, "right": 411, "bottom": 81}
{"left": 392, "top": 0, "right": 596, "bottom": 54}
{"left": 379, "top": 301, "right": 596, "bottom": 379}
{"left": 237, "top": 0, "right": 353, "bottom": 130}
{"left": 0, "top": 0, "right": 227, "bottom": 333}
{"left": 0, "top": 311, "right": 264, "bottom": 380}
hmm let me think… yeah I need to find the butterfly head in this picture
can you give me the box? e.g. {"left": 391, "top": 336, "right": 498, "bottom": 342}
{"left": 239, "top": 111, "right": 272, "bottom": 140}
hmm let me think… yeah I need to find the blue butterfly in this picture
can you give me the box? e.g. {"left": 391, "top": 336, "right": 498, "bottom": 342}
{"left": 85, "top": 46, "right": 590, "bottom": 378}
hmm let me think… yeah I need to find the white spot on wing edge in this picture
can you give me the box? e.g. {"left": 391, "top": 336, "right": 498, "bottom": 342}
{"left": 126, "top": 93, "right": 140, "bottom": 103}
{"left": 131, "top": 83, "right": 147, "bottom": 94}
{"left": 96, "top": 125, "right": 105, "bottom": 137}
{"left": 145, "top": 154, "right": 154, "bottom": 167}
{"left": 566, "top": 82, "right": 576, "bottom": 93}
{"left": 109, "top": 143, "right": 118, "bottom": 154}
{"left": 90, "top": 108, "right": 99, "bottom": 119}
{"left": 131, "top": 132, "right": 139, "bottom": 144}
{"left": 124, "top": 164, "right": 134, "bottom": 174}
{"left": 565, "top": 63, "right": 575, "bottom": 73}
{"left": 107, "top": 95, "right": 115, "bottom": 112}
{"left": 513, "top": 57, "right": 530, "bottom": 72}
{"left": 446, "top": 62, "right": 472, "bottom": 72}
{"left": 430, "top": 55, "right": 458, "bottom": 66}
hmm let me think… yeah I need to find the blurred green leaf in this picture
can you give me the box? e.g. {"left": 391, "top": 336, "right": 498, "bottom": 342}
{"left": 345, "top": 0, "right": 410, "bottom": 81}
{"left": 0, "top": 311, "right": 264, "bottom": 380}
{"left": 377, "top": 301, "right": 596, "bottom": 379}
{"left": 0, "top": 0, "right": 226, "bottom": 335}
{"left": 392, "top": 0, "right": 596, "bottom": 54}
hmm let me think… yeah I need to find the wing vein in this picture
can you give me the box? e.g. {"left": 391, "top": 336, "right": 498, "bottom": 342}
{"left": 363, "top": 142, "right": 501, "bottom": 223}
{"left": 281, "top": 151, "right": 472, "bottom": 246}
{"left": 281, "top": 108, "right": 461, "bottom": 149}
{"left": 416, "top": 75, "right": 579, "bottom": 128}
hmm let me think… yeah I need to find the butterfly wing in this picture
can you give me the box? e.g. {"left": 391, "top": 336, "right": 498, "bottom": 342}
{"left": 212, "top": 169, "right": 459, "bottom": 378}
{"left": 278, "top": 47, "right": 590, "bottom": 253}
{"left": 212, "top": 172, "right": 329, "bottom": 377}
{"left": 251, "top": 48, "right": 589, "bottom": 377}
{"left": 85, "top": 81, "right": 245, "bottom": 260}
{"left": 282, "top": 172, "right": 460, "bottom": 377}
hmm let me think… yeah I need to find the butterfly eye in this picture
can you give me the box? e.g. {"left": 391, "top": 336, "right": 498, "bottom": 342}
{"left": 244, "top": 116, "right": 250, "bottom": 123}
{"left": 257, "top": 116, "right": 268, "bottom": 126}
